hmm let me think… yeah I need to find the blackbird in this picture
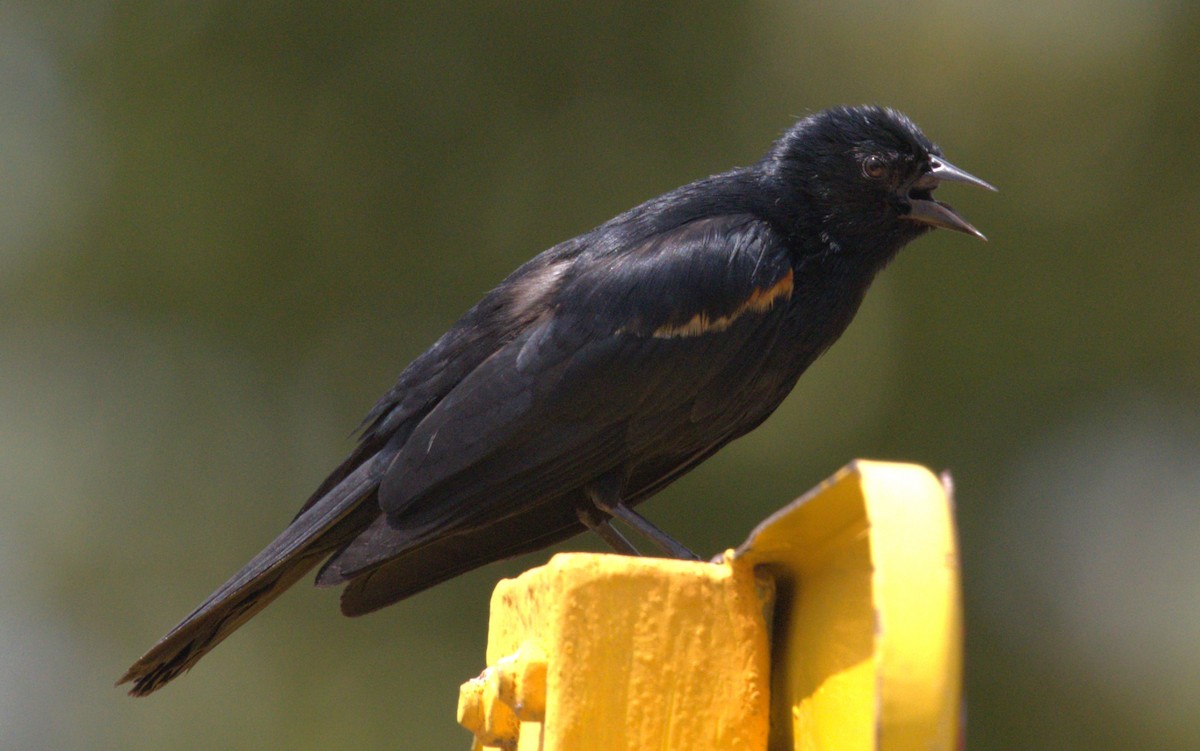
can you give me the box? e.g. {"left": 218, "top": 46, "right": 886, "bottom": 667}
{"left": 121, "top": 105, "right": 993, "bottom": 696}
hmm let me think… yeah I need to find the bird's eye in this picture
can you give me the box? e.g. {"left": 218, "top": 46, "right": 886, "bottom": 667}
{"left": 862, "top": 156, "right": 887, "bottom": 179}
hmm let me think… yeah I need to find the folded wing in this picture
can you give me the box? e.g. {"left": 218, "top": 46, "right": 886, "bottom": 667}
{"left": 319, "top": 214, "right": 798, "bottom": 612}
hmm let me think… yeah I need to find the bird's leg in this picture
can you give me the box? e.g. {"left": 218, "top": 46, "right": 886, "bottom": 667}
{"left": 577, "top": 509, "right": 641, "bottom": 556}
{"left": 604, "top": 503, "right": 701, "bottom": 561}
{"left": 585, "top": 477, "right": 701, "bottom": 561}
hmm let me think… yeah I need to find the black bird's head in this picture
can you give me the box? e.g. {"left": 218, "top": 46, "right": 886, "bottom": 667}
{"left": 763, "top": 105, "right": 995, "bottom": 256}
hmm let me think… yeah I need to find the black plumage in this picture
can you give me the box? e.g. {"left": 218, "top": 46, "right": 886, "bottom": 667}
{"left": 120, "top": 105, "right": 993, "bottom": 696}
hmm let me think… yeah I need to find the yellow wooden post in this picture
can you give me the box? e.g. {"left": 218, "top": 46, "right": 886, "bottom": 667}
{"left": 458, "top": 460, "right": 962, "bottom": 751}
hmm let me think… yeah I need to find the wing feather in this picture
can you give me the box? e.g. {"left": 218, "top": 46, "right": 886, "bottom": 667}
{"left": 321, "top": 215, "right": 796, "bottom": 588}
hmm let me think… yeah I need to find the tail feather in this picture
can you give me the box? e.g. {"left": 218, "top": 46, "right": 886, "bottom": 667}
{"left": 331, "top": 492, "right": 590, "bottom": 616}
{"left": 118, "top": 456, "right": 383, "bottom": 696}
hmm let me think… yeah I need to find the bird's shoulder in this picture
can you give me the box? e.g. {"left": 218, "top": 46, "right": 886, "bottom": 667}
{"left": 554, "top": 209, "right": 794, "bottom": 339}
{"left": 357, "top": 176, "right": 794, "bottom": 444}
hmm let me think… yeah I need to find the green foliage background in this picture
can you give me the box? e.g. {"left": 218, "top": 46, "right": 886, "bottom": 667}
{"left": 2, "top": 3, "right": 1197, "bottom": 749}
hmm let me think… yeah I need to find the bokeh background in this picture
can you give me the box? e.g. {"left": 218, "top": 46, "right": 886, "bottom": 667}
{"left": 2, "top": 3, "right": 1197, "bottom": 749}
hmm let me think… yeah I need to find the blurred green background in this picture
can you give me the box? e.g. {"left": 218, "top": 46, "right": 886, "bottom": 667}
{"left": 2, "top": 2, "right": 1197, "bottom": 749}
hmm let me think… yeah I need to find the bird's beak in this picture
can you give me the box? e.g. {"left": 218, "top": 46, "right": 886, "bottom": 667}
{"left": 903, "top": 156, "right": 996, "bottom": 241}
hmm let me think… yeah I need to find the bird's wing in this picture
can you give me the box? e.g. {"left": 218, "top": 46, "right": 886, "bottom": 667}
{"left": 321, "top": 214, "right": 795, "bottom": 585}
{"left": 290, "top": 242, "right": 582, "bottom": 519}
{"left": 119, "top": 243, "right": 588, "bottom": 695}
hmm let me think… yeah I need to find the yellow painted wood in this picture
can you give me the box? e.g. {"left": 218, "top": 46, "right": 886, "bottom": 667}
{"left": 734, "top": 460, "right": 963, "bottom": 750}
{"left": 458, "top": 460, "right": 962, "bottom": 751}
{"left": 459, "top": 553, "right": 773, "bottom": 750}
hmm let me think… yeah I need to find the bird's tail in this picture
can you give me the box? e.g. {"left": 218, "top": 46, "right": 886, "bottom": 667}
{"left": 117, "top": 458, "right": 382, "bottom": 697}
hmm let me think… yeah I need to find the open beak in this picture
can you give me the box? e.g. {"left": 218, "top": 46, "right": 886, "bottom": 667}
{"left": 902, "top": 156, "right": 996, "bottom": 241}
